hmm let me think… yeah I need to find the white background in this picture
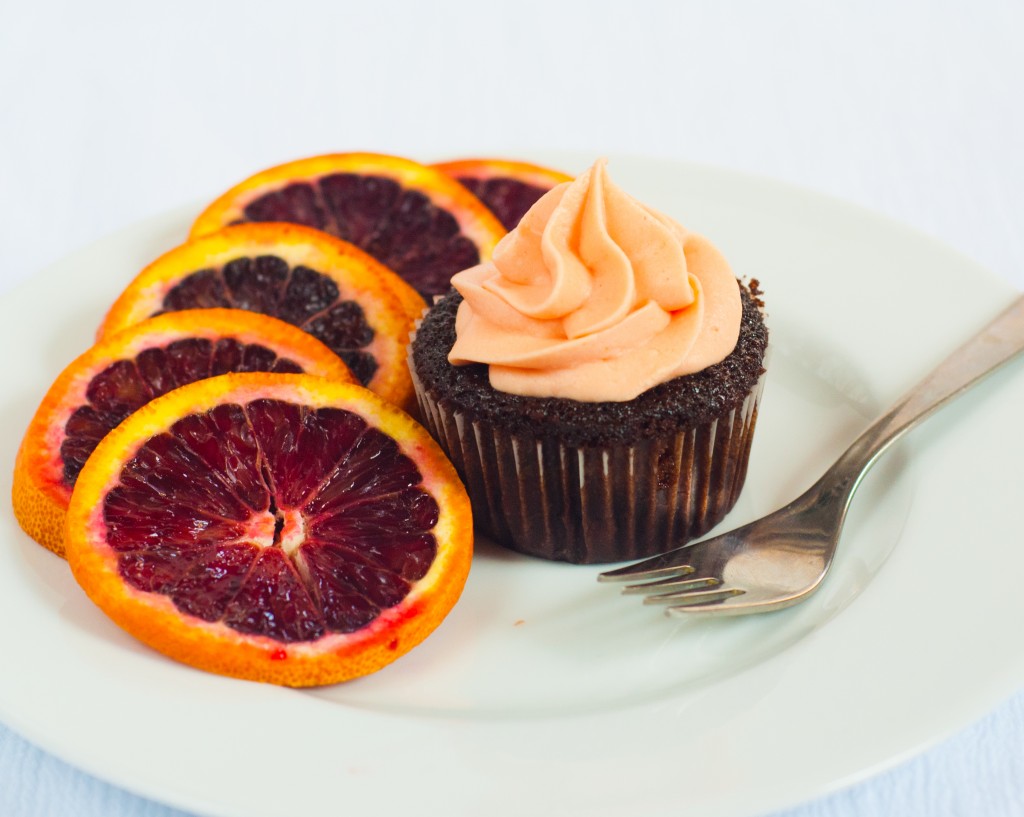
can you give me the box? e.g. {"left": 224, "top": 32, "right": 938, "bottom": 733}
{"left": 2, "top": 1, "right": 1023, "bottom": 815}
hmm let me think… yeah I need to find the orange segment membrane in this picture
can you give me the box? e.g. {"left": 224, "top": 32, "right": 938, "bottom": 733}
{"left": 454, "top": 176, "right": 551, "bottom": 231}
{"left": 103, "top": 399, "right": 439, "bottom": 642}
{"left": 239, "top": 175, "right": 481, "bottom": 298}
{"left": 153, "top": 255, "right": 378, "bottom": 385}
{"left": 61, "top": 338, "right": 303, "bottom": 487}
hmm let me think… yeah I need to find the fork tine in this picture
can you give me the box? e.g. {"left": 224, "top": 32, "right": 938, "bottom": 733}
{"left": 597, "top": 550, "right": 695, "bottom": 583}
{"left": 643, "top": 586, "right": 745, "bottom": 607}
{"left": 621, "top": 575, "right": 721, "bottom": 596}
{"left": 669, "top": 585, "right": 821, "bottom": 616}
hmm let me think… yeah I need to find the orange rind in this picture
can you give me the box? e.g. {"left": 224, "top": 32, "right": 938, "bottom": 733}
{"left": 99, "top": 222, "right": 422, "bottom": 409}
{"left": 432, "top": 157, "right": 572, "bottom": 230}
{"left": 191, "top": 152, "right": 507, "bottom": 298}
{"left": 13, "top": 308, "right": 354, "bottom": 557}
{"left": 64, "top": 372, "right": 473, "bottom": 687}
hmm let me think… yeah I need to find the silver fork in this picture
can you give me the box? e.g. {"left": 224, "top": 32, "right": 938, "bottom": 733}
{"left": 599, "top": 295, "right": 1024, "bottom": 616}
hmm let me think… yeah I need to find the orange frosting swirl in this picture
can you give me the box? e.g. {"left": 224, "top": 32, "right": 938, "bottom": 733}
{"left": 447, "top": 159, "right": 742, "bottom": 402}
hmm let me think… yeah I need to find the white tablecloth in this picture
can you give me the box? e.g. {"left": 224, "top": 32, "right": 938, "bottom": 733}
{"left": 2, "top": 2, "right": 1023, "bottom": 815}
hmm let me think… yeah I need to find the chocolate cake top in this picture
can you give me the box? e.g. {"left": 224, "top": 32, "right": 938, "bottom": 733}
{"left": 410, "top": 282, "right": 768, "bottom": 447}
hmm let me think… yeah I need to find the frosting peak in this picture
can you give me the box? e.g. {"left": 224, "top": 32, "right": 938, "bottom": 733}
{"left": 448, "top": 159, "right": 742, "bottom": 402}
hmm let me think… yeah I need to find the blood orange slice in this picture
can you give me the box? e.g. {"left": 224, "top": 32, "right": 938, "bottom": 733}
{"left": 432, "top": 157, "right": 573, "bottom": 230}
{"left": 64, "top": 373, "right": 473, "bottom": 687}
{"left": 99, "top": 223, "right": 421, "bottom": 409}
{"left": 13, "top": 308, "right": 354, "bottom": 558}
{"left": 190, "top": 152, "right": 507, "bottom": 299}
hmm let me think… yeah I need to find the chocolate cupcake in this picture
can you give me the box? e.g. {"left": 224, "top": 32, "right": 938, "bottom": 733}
{"left": 409, "top": 159, "right": 768, "bottom": 564}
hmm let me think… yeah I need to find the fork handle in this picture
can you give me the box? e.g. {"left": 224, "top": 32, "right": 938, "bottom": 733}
{"left": 816, "top": 294, "right": 1024, "bottom": 505}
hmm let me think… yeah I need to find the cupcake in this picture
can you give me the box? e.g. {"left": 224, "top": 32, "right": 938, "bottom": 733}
{"left": 409, "top": 159, "right": 768, "bottom": 564}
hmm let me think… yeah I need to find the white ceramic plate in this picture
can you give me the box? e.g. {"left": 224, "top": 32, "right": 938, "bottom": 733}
{"left": 1, "top": 154, "right": 1022, "bottom": 817}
